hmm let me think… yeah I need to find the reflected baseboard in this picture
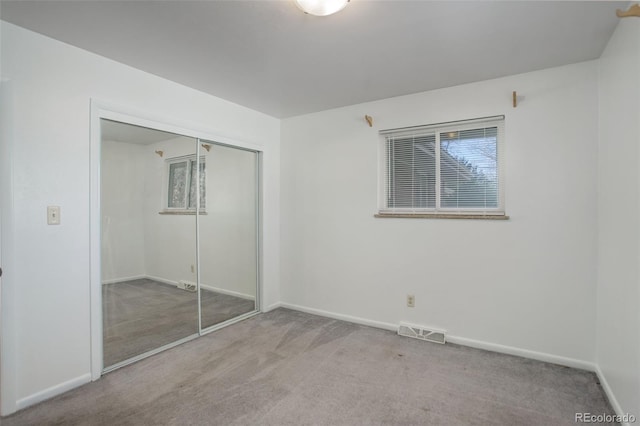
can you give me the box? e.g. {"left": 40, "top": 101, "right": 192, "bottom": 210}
{"left": 144, "top": 275, "right": 177, "bottom": 287}
{"left": 101, "top": 275, "right": 146, "bottom": 285}
{"left": 199, "top": 283, "right": 255, "bottom": 301}
{"left": 103, "top": 274, "right": 256, "bottom": 301}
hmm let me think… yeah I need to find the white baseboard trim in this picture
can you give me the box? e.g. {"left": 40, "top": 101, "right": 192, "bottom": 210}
{"left": 278, "top": 302, "right": 594, "bottom": 371}
{"left": 199, "top": 284, "right": 255, "bottom": 301}
{"left": 101, "top": 275, "right": 146, "bottom": 285}
{"left": 16, "top": 373, "right": 91, "bottom": 411}
{"left": 279, "top": 302, "right": 398, "bottom": 332}
{"left": 594, "top": 365, "right": 631, "bottom": 425}
{"left": 446, "top": 335, "right": 596, "bottom": 371}
{"left": 263, "top": 302, "right": 282, "bottom": 312}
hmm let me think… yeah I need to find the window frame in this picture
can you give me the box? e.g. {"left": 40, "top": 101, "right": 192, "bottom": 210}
{"left": 163, "top": 154, "right": 206, "bottom": 213}
{"left": 378, "top": 116, "right": 506, "bottom": 218}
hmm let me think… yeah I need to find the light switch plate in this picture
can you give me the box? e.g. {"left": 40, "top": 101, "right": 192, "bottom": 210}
{"left": 47, "top": 206, "right": 61, "bottom": 225}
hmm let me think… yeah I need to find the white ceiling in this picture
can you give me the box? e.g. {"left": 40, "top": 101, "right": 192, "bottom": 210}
{"left": 1, "top": 1, "right": 627, "bottom": 118}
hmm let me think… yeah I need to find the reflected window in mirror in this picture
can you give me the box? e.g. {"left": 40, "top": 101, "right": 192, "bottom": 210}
{"left": 166, "top": 155, "right": 206, "bottom": 212}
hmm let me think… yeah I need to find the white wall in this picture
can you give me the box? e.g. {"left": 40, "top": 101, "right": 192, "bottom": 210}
{"left": 0, "top": 21, "right": 280, "bottom": 414}
{"left": 597, "top": 17, "right": 640, "bottom": 418}
{"left": 281, "top": 61, "right": 599, "bottom": 365}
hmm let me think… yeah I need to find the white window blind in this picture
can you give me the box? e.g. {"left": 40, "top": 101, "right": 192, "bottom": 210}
{"left": 379, "top": 116, "right": 505, "bottom": 215}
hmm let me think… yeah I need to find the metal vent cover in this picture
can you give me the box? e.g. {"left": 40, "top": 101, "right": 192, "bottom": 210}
{"left": 178, "top": 280, "right": 197, "bottom": 292}
{"left": 398, "top": 323, "right": 446, "bottom": 344}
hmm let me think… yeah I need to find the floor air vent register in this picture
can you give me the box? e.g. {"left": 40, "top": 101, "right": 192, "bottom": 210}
{"left": 177, "top": 280, "right": 197, "bottom": 292}
{"left": 398, "top": 323, "right": 446, "bottom": 344}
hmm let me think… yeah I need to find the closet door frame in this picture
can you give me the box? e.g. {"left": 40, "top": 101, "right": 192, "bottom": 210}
{"left": 89, "top": 100, "right": 264, "bottom": 380}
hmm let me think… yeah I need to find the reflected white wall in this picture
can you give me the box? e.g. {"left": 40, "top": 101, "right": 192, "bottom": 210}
{"left": 101, "top": 140, "right": 147, "bottom": 283}
{"left": 101, "top": 135, "right": 257, "bottom": 300}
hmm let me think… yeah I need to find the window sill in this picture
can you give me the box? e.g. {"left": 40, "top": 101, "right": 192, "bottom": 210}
{"left": 159, "top": 210, "right": 208, "bottom": 215}
{"left": 374, "top": 213, "right": 509, "bottom": 220}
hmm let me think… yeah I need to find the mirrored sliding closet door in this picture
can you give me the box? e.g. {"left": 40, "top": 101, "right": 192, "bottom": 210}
{"left": 198, "top": 141, "right": 258, "bottom": 330}
{"left": 101, "top": 120, "right": 200, "bottom": 369}
{"left": 100, "top": 119, "right": 260, "bottom": 372}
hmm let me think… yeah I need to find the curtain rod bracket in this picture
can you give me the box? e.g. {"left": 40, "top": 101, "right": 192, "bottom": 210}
{"left": 365, "top": 115, "right": 373, "bottom": 127}
{"left": 617, "top": 3, "right": 640, "bottom": 18}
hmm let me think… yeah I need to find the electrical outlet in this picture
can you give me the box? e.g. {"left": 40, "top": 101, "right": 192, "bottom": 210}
{"left": 407, "top": 294, "right": 415, "bottom": 308}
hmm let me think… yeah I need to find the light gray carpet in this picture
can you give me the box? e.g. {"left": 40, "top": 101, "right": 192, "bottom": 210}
{"left": 4, "top": 309, "right": 616, "bottom": 425}
{"left": 103, "top": 279, "right": 255, "bottom": 367}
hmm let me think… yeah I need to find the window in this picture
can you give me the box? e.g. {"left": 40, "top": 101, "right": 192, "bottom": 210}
{"left": 379, "top": 116, "right": 505, "bottom": 217}
{"left": 166, "top": 155, "right": 205, "bottom": 211}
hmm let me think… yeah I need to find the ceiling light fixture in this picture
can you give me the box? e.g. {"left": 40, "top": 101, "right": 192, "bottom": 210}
{"left": 295, "top": 0, "right": 349, "bottom": 17}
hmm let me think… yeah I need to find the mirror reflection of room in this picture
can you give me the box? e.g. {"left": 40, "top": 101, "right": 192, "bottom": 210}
{"left": 100, "top": 120, "right": 259, "bottom": 370}
{"left": 101, "top": 120, "right": 199, "bottom": 368}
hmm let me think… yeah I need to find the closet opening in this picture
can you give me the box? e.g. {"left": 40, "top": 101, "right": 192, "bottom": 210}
{"left": 90, "top": 105, "right": 261, "bottom": 376}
